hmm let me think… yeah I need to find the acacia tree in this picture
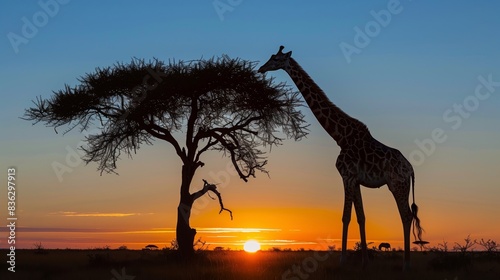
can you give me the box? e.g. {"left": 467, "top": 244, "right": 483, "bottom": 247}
{"left": 23, "top": 56, "right": 307, "bottom": 257}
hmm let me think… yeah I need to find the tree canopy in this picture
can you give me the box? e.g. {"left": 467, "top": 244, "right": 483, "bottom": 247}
{"left": 24, "top": 56, "right": 308, "bottom": 180}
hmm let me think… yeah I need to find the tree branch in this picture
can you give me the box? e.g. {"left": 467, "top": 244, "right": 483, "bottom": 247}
{"left": 191, "top": 179, "right": 233, "bottom": 220}
{"left": 88, "top": 105, "right": 122, "bottom": 119}
{"left": 194, "top": 134, "right": 219, "bottom": 163}
{"left": 186, "top": 98, "right": 199, "bottom": 160}
{"left": 141, "top": 122, "right": 186, "bottom": 161}
{"left": 209, "top": 116, "right": 262, "bottom": 137}
{"left": 206, "top": 131, "right": 247, "bottom": 181}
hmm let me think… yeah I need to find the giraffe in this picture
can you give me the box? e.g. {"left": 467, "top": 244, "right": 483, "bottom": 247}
{"left": 258, "top": 46, "right": 424, "bottom": 270}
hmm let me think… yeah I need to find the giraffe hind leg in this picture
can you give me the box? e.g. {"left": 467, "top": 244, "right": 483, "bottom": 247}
{"left": 351, "top": 182, "right": 369, "bottom": 268}
{"left": 388, "top": 180, "right": 412, "bottom": 270}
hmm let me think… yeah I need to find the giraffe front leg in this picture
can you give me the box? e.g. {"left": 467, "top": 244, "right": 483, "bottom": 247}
{"left": 340, "top": 179, "right": 354, "bottom": 266}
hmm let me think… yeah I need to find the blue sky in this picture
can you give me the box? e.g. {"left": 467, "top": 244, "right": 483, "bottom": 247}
{"left": 1, "top": 0, "right": 500, "bottom": 249}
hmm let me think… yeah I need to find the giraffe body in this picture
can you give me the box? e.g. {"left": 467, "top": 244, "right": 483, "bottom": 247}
{"left": 258, "top": 46, "right": 423, "bottom": 270}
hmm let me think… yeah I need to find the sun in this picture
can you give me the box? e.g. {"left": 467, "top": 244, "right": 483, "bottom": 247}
{"left": 243, "top": 240, "right": 261, "bottom": 253}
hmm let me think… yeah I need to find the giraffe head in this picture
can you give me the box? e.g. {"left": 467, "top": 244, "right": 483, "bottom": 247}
{"left": 258, "top": 45, "right": 292, "bottom": 73}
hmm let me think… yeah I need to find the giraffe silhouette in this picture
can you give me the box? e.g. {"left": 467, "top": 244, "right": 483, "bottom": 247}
{"left": 258, "top": 46, "right": 424, "bottom": 270}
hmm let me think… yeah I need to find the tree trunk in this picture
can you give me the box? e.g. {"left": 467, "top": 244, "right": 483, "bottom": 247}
{"left": 176, "top": 199, "right": 196, "bottom": 258}
{"left": 176, "top": 164, "right": 196, "bottom": 258}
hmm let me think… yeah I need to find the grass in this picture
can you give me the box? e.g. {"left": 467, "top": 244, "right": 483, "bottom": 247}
{"left": 0, "top": 249, "right": 499, "bottom": 280}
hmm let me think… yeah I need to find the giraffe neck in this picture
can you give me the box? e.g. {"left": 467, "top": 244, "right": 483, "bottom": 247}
{"left": 285, "top": 58, "right": 370, "bottom": 148}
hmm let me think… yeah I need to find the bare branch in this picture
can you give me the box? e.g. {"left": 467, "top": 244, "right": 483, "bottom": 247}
{"left": 194, "top": 135, "right": 218, "bottom": 163}
{"left": 206, "top": 130, "right": 255, "bottom": 182}
{"left": 191, "top": 180, "right": 233, "bottom": 220}
{"left": 141, "top": 122, "right": 186, "bottom": 161}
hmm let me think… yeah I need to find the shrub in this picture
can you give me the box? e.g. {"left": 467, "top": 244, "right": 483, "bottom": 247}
{"left": 429, "top": 235, "right": 476, "bottom": 271}
{"left": 476, "top": 238, "right": 498, "bottom": 254}
{"left": 453, "top": 235, "right": 476, "bottom": 254}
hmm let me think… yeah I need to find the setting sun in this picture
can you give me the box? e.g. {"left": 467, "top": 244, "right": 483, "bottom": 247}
{"left": 243, "top": 240, "right": 261, "bottom": 253}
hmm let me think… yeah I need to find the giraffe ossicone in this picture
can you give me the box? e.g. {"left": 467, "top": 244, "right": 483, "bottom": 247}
{"left": 259, "top": 45, "right": 425, "bottom": 270}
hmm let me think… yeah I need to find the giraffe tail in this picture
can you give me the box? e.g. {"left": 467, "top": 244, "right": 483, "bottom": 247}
{"left": 410, "top": 171, "right": 424, "bottom": 242}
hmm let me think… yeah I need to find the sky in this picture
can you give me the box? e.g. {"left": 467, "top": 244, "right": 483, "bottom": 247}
{"left": 1, "top": 0, "right": 500, "bottom": 251}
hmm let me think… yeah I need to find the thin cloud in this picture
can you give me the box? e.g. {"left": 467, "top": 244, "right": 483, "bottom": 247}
{"left": 149, "top": 227, "right": 281, "bottom": 234}
{"left": 256, "top": 240, "right": 317, "bottom": 245}
{"left": 50, "top": 211, "right": 147, "bottom": 217}
{"left": 0, "top": 227, "right": 174, "bottom": 234}
{"left": 196, "top": 227, "right": 282, "bottom": 233}
{"left": 210, "top": 239, "right": 317, "bottom": 246}
{"left": 0, "top": 227, "right": 105, "bottom": 233}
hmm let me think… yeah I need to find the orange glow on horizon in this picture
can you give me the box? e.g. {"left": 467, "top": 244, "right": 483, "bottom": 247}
{"left": 2, "top": 205, "right": 498, "bottom": 252}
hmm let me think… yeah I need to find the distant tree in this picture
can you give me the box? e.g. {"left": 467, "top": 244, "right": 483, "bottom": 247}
{"left": 33, "top": 241, "right": 48, "bottom": 255}
{"left": 23, "top": 56, "right": 307, "bottom": 258}
{"left": 33, "top": 241, "right": 44, "bottom": 250}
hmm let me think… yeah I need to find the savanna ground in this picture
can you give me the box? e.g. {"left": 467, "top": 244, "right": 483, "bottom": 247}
{"left": 1, "top": 248, "right": 499, "bottom": 280}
